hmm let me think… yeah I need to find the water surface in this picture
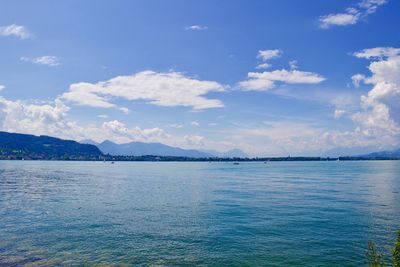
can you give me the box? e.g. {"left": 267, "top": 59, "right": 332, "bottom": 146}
{"left": 0, "top": 161, "right": 399, "bottom": 266}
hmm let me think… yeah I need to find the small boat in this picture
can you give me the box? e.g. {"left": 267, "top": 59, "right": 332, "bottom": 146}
{"left": 233, "top": 162, "right": 240, "bottom": 165}
{"left": 111, "top": 161, "right": 115, "bottom": 164}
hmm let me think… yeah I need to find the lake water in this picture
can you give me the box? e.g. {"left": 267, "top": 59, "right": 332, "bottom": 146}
{"left": 0, "top": 161, "right": 399, "bottom": 266}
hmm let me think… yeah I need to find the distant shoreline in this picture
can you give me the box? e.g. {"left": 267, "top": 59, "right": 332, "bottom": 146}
{"left": 1, "top": 131, "right": 399, "bottom": 162}
{"left": 0, "top": 155, "right": 399, "bottom": 162}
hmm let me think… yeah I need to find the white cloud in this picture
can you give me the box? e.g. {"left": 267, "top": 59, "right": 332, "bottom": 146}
{"left": 185, "top": 25, "right": 207, "bottom": 31}
{"left": 319, "top": 13, "right": 359, "bottom": 28}
{"left": 118, "top": 107, "right": 130, "bottom": 114}
{"left": 190, "top": 121, "right": 200, "bottom": 126}
{"left": 184, "top": 135, "right": 205, "bottom": 146}
{"left": 60, "top": 70, "right": 226, "bottom": 110}
{"left": 98, "top": 114, "right": 109, "bottom": 119}
{"left": 0, "top": 24, "right": 31, "bottom": 39}
{"left": 256, "top": 63, "right": 271, "bottom": 69}
{"left": 328, "top": 48, "right": 400, "bottom": 150}
{"left": 21, "top": 56, "right": 60, "bottom": 66}
{"left": 351, "top": 74, "right": 366, "bottom": 87}
{"left": 0, "top": 85, "right": 4, "bottom": 91}
{"left": 239, "top": 69, "right": 325, "bottom": 91}
{"left": 0, "top": 97, "right": 75, "bottom": 139}
{"left": 319, "top": 0, "right": 387, "bottom": 29}
{"left": 359, "top": 0, "right": 387, "bottom": 14}
{"left": 222, "top": 122, "right": 327, "bottom": 156}
{"left": 0, "top": 97, "right": 208, "bottom": 148}
{"left": 353, "top": 47, "right": 400, "bottom": 59}
{"left": 257, "top": 49, "right": 282, "bottom": 61}
{"left": 167, "top": 123, "right": 183, "bottom": 129}
{"left": 0, "top": 96, "right": 174, "bottom": 145}
{"left": 241, "top": 50, "right": 325, "bottom": 91}
{"left": 216, "top": 114, "right": 398, "bottom": 156}
{"left": 102, "top": 120, "right": 170, "bottom": 143}
{"left": 330, "top": 94, "right": 358, "bottom": 118}
{"left": 230, "top": 45, "right": 399, "bottom": 155}
{"left": 62, "top": 83, "right": 115, "bottom": 108}
{"left": 348, "top": 47, "right": 400, "bottom": 147}
{"left": 334, "top": 109, "right": 347, "bottom": 118}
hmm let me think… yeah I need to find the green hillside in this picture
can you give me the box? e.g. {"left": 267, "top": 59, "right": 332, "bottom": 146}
{"left": 0, "top": 131, "right": 103, "bottom": 160}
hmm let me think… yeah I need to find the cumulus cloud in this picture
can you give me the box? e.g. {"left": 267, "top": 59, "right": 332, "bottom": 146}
{"left": 257, "top": 49, "right": 282, "bottom": 61}
{"left": 21, "top": 56, "right": 60, "bottom": 66}
{"left": 319, "top": 0, "right": 387, "bottom": 29}
{"left": 0, "top": 96, "right": 213, "bottom": 149}
{"left": 239, "top": 69, "right": 325, "bottom": 91}
{"left": 231, "top": 45, "right": 400, "bottom": 155}
{"left": 0, "top": 24, "right": 31, "bottom": 39}
{"left": 185, "top": 25, "right": 207, "bottom": 31}
{"left": 60, "top": 70, "right": 225, "bottom": 110}
{"left": 0, "top": 85, "right": 5, "bottom": 91}
{"left": 0, "top": 96, "right": 175, "bottom": 145}
{"left": 0, "top": 97, "right": 75, "bottom": 139}
{"left": 324, "top": 48, "right": 400, "bottom": 150}
{"left": 102, "top": 120, "right": 170, "bottom": 143}
{"left": 190, "top": 121, "right": 200, "bottom": 126}
{"left": 348, "top": 47, "right": 400, "bottom": 147}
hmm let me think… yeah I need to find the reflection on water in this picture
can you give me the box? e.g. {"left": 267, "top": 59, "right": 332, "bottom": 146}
{"left": 0, "top": 161, "right": 399, "bottom": 266}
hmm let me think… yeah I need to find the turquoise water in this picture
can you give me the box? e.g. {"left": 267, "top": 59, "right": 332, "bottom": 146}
{"left": 0, "top": 161, "right": 399, "bottom": 266}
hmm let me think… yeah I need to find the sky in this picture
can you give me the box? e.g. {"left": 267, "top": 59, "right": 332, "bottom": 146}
{"left": 0, "top": 0, "right": 399, "bottom": 156}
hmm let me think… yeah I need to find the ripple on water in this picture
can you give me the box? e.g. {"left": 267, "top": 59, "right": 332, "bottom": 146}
{"left": 0, "top": 161, "right": 399, "bottom": 266}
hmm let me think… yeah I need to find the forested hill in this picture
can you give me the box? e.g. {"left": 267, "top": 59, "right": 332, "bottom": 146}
{"left": 0, "top": 131, "right": 102, "bottom": 160}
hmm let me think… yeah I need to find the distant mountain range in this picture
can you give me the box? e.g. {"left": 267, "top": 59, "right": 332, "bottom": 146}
{"left": 81, "top": 139, "right": 248, "bottom": 158}
{"left": 82, "top": 139, "right": 213, "bottom": 158}
{"left": 359, "top": 149, "right": 400, "bottom": 159}
{"left": 0, "top": 131, "right": 398, "bottom": 160}
{"left": 0, "top": 131, "right": 102, "bottom": 160}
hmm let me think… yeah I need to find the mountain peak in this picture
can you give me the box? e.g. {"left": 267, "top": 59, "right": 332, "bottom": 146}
{"left": 100, "top": 140, "right": 117, "bottom": 145}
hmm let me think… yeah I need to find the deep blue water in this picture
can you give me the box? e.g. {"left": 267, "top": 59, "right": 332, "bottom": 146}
{"left": 0, "top": 161, "right": 399, "bottom": 266}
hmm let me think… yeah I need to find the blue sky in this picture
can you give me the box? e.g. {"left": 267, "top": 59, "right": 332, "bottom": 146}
{"left": 0, "top": 0, "right": 399, "bottom": 156}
